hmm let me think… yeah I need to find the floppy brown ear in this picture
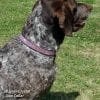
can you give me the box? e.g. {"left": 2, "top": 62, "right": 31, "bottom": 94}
{"left": 63, "top": 0, "right": 77, "bottom": 36}
{"left": 67, "top": 0, "right": 77, "bottom": 12}
{"left": 41, "top": 0, "right": 65, "bottom": 28}
{"left": 52, "top": 0, "right": 77, "bottom": 36}
{"left": 41, "top": 0, "right": 77, "bottom": 36}
{"left": 51, "top": 0, "right": 65, "bottom": 28}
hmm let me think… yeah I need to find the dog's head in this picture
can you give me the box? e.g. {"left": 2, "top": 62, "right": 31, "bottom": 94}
{"left": 72, "top": 3, "right": 93, "bottom": 33}
{"left": 41, "top": 0, "right": 92, "bottom": 36}
{"left": 41, "top": 0, "right": 77, "bottom": 25}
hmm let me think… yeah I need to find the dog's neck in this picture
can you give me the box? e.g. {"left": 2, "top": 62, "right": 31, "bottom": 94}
{"left": 22, "top": 1, "right": 65, "bottom": 51}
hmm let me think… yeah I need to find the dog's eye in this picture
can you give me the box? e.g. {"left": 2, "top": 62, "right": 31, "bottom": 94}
{"left": 82, "top": 16, "right": 87, "bottom": 20}
{"left": 73, "top": 8, "right": 77, "bottom": 14}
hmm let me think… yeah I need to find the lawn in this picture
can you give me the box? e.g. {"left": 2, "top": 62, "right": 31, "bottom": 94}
{"left": 0, "top": 0, "right": 100, "bottom": 100}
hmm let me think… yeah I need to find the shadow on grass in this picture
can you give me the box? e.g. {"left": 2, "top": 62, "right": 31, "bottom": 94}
{"left": 42, "top": 92, "right": 80, "bottom": 100}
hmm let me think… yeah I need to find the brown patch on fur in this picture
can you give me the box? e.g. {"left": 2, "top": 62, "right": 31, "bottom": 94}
{"left": 42, "top": 0, "right": 76, "bottom": 36}
{"left": 51, "top": 0, "right": 65, "bottom": 28}
{"left": 51, "top": 0, "right": 76, "bottom": 29}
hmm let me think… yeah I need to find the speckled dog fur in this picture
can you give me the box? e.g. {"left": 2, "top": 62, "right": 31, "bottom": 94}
{"left": 0, "top": 0, "right": 92, "bottom": 100}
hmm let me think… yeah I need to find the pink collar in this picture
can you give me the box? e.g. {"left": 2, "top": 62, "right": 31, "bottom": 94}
{"left": 19, "top": 35, "right": 56, "bottom": 56}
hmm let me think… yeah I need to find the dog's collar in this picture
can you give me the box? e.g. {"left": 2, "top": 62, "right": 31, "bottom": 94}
{"left": 19, "top": 35, "right": 56, "bottom": 56}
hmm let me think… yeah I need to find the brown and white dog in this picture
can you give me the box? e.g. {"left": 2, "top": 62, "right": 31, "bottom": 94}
{"left": 0, "top": 0, "right": 92, "bottom": 100}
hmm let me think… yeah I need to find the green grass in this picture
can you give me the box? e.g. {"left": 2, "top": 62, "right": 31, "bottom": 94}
{"left": 77, "top": 0, "right": 95, "bottom": 4}
{"left": 0, "top": 0, "right": 35, "bottom": 45}
{"left": 0, "top": 0, "right": 100, "bottom": 100}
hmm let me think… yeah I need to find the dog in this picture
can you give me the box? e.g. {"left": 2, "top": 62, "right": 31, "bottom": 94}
{"left": 0, "top": 0, "right": 92, "bottom": 99}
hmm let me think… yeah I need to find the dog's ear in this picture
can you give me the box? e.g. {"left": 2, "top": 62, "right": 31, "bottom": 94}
{"left": 51, "top": 0, "right": 65, "bottom": 28}
{"left": 67, "top": 0, "right": 77, "bottom": 12}
{"left": 41, "top": 0, "right": 77, "bottom": 36}
{"left": 51, "top": 0, "right": 77, "bottom": 34}
{"left": 63, "top": 0, "right": 77, "bottom": 36}
{"left": 41, "top": 0, "right": 65, "bottom": 27}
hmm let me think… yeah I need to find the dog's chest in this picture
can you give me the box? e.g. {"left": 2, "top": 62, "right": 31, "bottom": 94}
{"left": 0, "top": 41, "right": 55, "bottom": 95}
